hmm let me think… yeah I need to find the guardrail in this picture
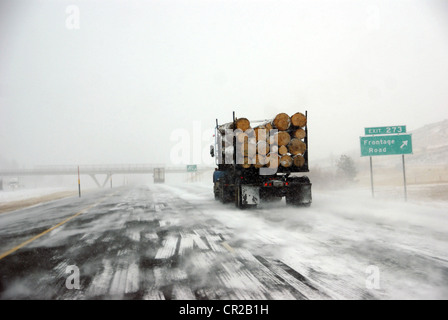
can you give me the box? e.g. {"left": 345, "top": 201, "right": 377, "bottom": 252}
{"left": 0, "top": 164, "right": 214, "bottom": 176}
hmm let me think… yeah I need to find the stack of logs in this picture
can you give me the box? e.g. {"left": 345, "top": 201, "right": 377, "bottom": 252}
{"left": 219, "top": 112, "right": 307, "bottom": 169}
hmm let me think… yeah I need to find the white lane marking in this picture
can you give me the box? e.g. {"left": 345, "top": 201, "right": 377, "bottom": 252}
{"left": 88, "top": 260, "right": 113, "bottom": 297}
{"left": 109, "top": 268, "right": 127, "bottom": 296}
{"left": 172, "top": 284, "right": 196, "bottom": 300}
{"left": 206, "top": 235, "right": 226, "bottom": 252}
{"left": 192, "top": 234, "right": 209, "bottom": 250}
{"left": 125, "top": 263, "right": 140, "bottom": 294}
{"left": 179, "top": 234, "right": 194, "bottom": 255}
{"left": 155, "top": 236, "right": 178, "bottom": 259}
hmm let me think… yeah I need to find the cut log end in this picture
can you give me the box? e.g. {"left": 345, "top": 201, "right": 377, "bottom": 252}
{"left": 265, "top": 153, "right": 279, "bottom": 168}
{"left": 254, "top": 155, "right": 267, "bottom": 168}
{"left": 293, "top": 128, "right": 306, "bottom": 139}
{"left": 278, "top": 145, "right": 288, "bottom": 155}
{"left": 254, "top": 127, "right": 268, "bottom": 142}
{"left": 273, "top": 113, "right": 290, "bottom": 131}
{"left": 257, "top": 141, "right": 270, "bottom": 155}
{"left": 235, "top": 118, "right": 251, "bottom": 131}
{"left": 293, "top": 155, "right": 305, "bottom": 167}
{"left": 288, "top": 138, "right": 306, "bottom": 155}
{"left": 280, "top": 155, "right": 293, "bottom": 168}
{"left": 275, "top": 131, "right": 291, "bottom": 146}
{"left": 291, "top": 112, "right": 307, "bottom": 127}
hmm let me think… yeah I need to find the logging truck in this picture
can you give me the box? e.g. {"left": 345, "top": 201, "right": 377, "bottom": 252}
{"left": 211, "top": 111, "right": 312, "bottom": 209}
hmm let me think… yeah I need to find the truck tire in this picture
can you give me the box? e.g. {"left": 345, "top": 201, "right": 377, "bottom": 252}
{"left": 235, "top": 183, "right": 247, "bottom": 209}
{"left": 221, "top": 186, "right": 232, "bottom": 203}
{"left": 235, "top": 184, "right": 242, "bottom": 208}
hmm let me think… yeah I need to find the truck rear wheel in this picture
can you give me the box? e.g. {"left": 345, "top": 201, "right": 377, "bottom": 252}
{"left": 235, "top": 184, "right": 242, "bottom": 208}
{"left": 221, "top": 186, "right": 233, "bottom": 203}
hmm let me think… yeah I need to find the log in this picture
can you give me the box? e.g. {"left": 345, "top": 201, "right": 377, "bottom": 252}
{"left": 236, "top": 132, "right": 248, "bottom": 144}
{"left": 290, "top": 112, "right": 307, "bottom": 127}
{"left": 272, "top": 113, "right": 290, "bottom": 131}
{"left": 292, "top": 128, "right": 306, "bottom": 139}
{"left": 278, "top": 145, "right": 288, "bottom": 156}
{"left": 255, "top": 121, "right": 273, "bottom": 131}
{"left": 254, "top": 127, "right": 268, "bottom": 142}
{"left": 235, "top": 118, "right": 251, "bottom": 131}
{"left": 245, "top": 128, "right": 255, "bottom": 138}
{"left": 288, "top": 138, "right": 306, "bottom": 155}
{"left": 269, "top": 144, "right": 279, "bottom": 154}
{"left": 265, "top": 153, "right": 279, "bottom": 168}
{"left": 268, "top": 134, "right": 276, "bottom": 145}
{"left": 293, "top": 155, "right": 305, "bottom": 167}
{"left": 279, "top": 155, "right": 293, "bottom": 168}
{"left": 238, "top": 142, "right": 256, "bottom": 158}
{"left": 241, "top": 156, "right": 251, "bottom": 168}
{"left": 224, "top": 146, "right": 234, "bottom": 157}
{"left": 217, "top": 122, "right": 233, "bottom": 135}
{"left": 257, "top": 140, "right": 270, "bottom": 155}
{"left": 254, "top": 155, "right": 267, "bottom": 168}
{"left": 275, "top": 131, "right": 291, "bottom": 146}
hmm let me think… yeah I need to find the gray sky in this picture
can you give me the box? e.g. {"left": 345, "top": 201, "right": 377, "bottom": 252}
{"left": 1, "top": 0, "right": 447, "bottom": 167}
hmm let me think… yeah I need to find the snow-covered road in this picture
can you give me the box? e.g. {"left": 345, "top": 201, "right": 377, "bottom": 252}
{"left": 0, "top": 182, "right": 447, "bottom": 299}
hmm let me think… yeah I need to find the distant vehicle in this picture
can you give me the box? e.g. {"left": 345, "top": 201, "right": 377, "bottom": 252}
{"left": 153, "top": 168, "right": 165, "bottom": 184}
{"left": 8, "top": 177, "right": 20, "bottom": 190}
{"left": 211, "top": 111, "right": 312, "bottom": 209}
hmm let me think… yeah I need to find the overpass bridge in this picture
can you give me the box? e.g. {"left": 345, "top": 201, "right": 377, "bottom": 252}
{"left": 0, "top": 164, "right": 213, "bottom": 188}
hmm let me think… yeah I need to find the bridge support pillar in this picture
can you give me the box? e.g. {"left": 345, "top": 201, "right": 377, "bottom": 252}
{"left": 89, "top": 174, "right": 101, "bottom": 188}
{"left": 89, "top": 174, "right": 112, "bottom": 188}
{"left": 102, "top": 174, "right": 112, "bottom": 188}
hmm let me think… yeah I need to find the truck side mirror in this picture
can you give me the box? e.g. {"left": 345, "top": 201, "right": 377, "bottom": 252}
{"left": 210, "top": 145, "right": 214, "bottom": 157}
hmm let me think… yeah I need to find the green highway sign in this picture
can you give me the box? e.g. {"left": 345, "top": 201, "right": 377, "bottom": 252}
{"left": 187, "top": 165, "right": 197, "bottom": 172}
{"left": 360, "top": 134, "right": 412, "bottom": 157}
{"left": 364, "top": 126, "right": 406, "bottom": 135}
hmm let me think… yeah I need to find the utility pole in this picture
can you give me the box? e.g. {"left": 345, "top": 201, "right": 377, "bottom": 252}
{"left": 78, "top": 166, "right": 81, "bottom": 197}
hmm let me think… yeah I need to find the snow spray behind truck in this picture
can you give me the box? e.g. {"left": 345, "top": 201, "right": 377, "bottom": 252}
{"left": 210, "top": 111, "right": 312, "bottom": 209}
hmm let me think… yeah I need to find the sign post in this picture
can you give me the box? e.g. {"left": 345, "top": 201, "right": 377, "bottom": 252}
{"left": 370, "top": 156, "right": 374, "bottom": 198}
{"left": 78, "top": 166, "right": 81, "bottom": 198}
{"left": 187, "top": 165, "right": 198, "bottom": 183}
{"left": 361, "top": 126, "right": 412, "bottom": 201}
{"left": 187, "top": 165, "right": 197, "bottom": 172}
{"left": 402, "top": 154, "right": 407, "bottom": 201}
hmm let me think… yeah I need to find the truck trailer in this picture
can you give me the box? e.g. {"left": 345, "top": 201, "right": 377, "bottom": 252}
{"left": 211, "top": 111, "right": 312, "bottom": 209}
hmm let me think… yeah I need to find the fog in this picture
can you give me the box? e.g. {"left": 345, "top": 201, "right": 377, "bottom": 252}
{"left": 1, "top": 0, "right": 448, "bottom": 168}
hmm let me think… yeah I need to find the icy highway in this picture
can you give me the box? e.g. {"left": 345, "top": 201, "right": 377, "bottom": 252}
{"left": 0, "top": 182, "right": 447, "bottom": 299}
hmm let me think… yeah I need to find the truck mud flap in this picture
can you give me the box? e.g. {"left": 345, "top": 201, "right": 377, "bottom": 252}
{"left": 241, "top": 186, "right": 260, "bottom": 205}
{"left": 296, "top": 183, "right": 312, "bottom": 204}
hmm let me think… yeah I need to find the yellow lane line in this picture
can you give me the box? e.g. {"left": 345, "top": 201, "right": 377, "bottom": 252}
{"left": 0, "top": 193, "right": 114, "bottom": 261}
{"left": 222, "top": 241, "right": 235, "bottom": 253}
